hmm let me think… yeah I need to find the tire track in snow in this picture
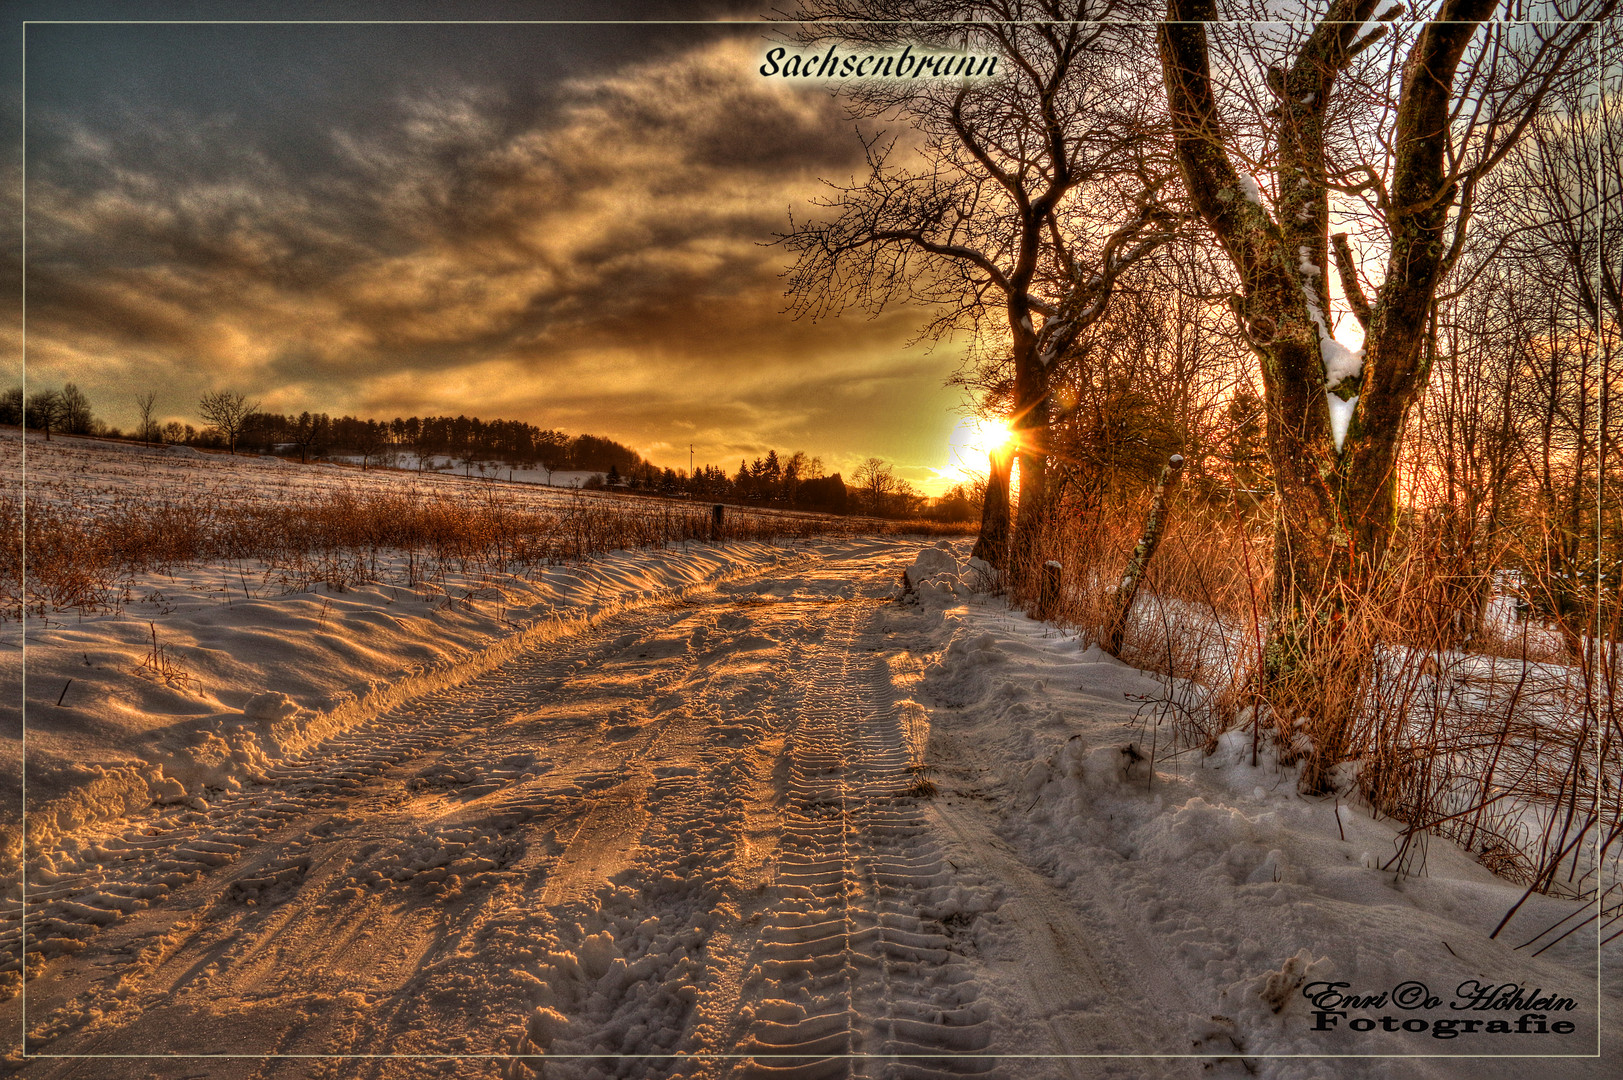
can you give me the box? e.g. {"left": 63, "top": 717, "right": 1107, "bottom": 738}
{"left": 310, "top": 597, "right": 744, "bottom": 1074}
{"left": 7, "top": 545, "right": 1008, "bottom": 1078}
{"left": 4, "top": 560, "right": 807, "bottom": 999}
{"left": 3, "top": 579, "right": 782, "bottom": 1062}
{"left": 499, "top": 589, "right": 820, "bottom": 1078}
{"left": 734, "top": 599, "right": 997, "bottom": 1080}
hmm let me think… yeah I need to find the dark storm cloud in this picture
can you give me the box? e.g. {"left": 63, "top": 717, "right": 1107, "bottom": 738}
{"left": 22, "top": 21, "right": 967, "bottom": 484}
{"left": 569, "top": 49, "right": 867, "bottom": 173}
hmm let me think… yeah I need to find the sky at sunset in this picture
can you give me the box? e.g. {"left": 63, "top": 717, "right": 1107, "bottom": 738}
{"left": 7, "top": 2, "right": 988, "bottom": 494}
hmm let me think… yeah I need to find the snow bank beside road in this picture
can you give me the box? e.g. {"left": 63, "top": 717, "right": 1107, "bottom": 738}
{"left": 5, "top": 539, "right": 806, "bottom": 884}
{"left": 889, "top": 551, "right": 1618, "bottom": 1076}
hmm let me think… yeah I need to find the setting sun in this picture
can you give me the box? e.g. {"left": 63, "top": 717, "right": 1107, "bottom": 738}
{"left": 935, "top": 413, "right": 1013, "bottom": 490}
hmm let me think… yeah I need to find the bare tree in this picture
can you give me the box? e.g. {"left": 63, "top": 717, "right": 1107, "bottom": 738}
{"left": 1044, "top": 253, "right": 1250, "bottom": 510}
{"left": 1398, "top": 29, "right": 1621, "bottom": 651}
{"left": 1493, "top": 71, "right": 1622, "bottom": 657}
{"left": 1157, "top": 0, "right": 1613, "bottom": 785}
{"left": 197, "top": 390, "right": 259, "bottom": 455}
{"left": 781, "top": 1, "right": 1182, "bottom": 574}
{"left": 1418, "top": 274, "right": 1523, "bottom": 645}
{"left": 26, "top": 389, "right": 65, "bottom": 441}
{"left": 853, "top": 456, "right": 900, "bottom": 515}
{"left": 135, "top": 391, "right": 159, "bottom": 446}
{"left": 291, "top": 411, "right": 327, "bottom": 463}
{"left": 59, "top": 383, "right": 94, "bottom": 435}
{"left": 355, "top": 420, "right": 392, "bottom": 472}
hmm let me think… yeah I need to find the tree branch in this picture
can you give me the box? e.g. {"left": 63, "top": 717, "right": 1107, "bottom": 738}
{"left": 1331, "top": 232, "right": 1372, "bottom": 329}
{"left": 873, "top": 229, "right": 1013, "bottom": 294}
{"left": 1158, "top": 0, "right": 1275, "bottom": 281}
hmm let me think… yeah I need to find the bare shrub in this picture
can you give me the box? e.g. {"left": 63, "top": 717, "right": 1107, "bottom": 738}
{"left": 1022, "top": 493, "right": 1618, "bottom": 906}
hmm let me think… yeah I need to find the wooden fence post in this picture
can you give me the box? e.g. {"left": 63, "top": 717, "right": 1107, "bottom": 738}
{"left": 711, "top": 504, "right": 725, "bottom": 542}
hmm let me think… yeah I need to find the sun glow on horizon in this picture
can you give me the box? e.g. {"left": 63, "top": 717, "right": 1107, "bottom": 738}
{"left": 931, "top": 413, "right": 1013, "bottom": 493}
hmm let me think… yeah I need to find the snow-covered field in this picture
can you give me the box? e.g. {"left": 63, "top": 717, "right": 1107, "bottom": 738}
{"left": 10, "top": 430, "right": 814, "bottom": 522}
{"left": 327, "top": 452, "right": 607, "bottom": 491}
{"left": 3, "top": 435, "right": 1616, "bottom": 1077}
{"left": 3, "top": 429, "right": 860, "bottom": 869}
{"left": 6, "top": 536, "right": 810, "bottom": 867}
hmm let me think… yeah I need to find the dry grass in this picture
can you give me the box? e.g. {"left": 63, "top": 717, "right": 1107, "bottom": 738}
{"left": 1011, "top": 495, "right": 1619, "bottom": 915}
{"left": 5, "top": 488, "right": 969, "bottom": 619}
{"left": 16, "top": 466, "right": 1614, "bottom": 919}
{"left": 131, "top": 620, "right": 195, "bottom": 691}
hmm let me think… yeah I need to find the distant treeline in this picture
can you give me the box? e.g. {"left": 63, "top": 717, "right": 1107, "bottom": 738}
{"left": 591, "top": 452, "right": 976, "bottom": 523}
{"left": 241, "top": 412, "right": 646, "bottom": 476}
{"left": 3, "top": 385, "right": 977, "bottom": 522}
{"left": 1, "top": 384, "right": 95, "bottom": 437}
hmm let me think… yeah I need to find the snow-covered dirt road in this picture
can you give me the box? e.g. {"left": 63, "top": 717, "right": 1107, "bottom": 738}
{"left": 6, "top": 538, "right": 1616, "bottom": 1079}
{"left": 5, "top": 542, "right": 1192, "bottom": 1078}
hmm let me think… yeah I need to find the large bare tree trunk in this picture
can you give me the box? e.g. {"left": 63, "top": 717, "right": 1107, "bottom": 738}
{"left": 972, "top": 445, "right": 1014, "bottom": 566}
{"left": 1159, "top": 0, "right": 1502, "bottom": 789}
{"left": 780, "top": 11, "right": 1182, "bottom": 589}
{"left": 1009, "top": 335, "right": 1052, "bottom": 575}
